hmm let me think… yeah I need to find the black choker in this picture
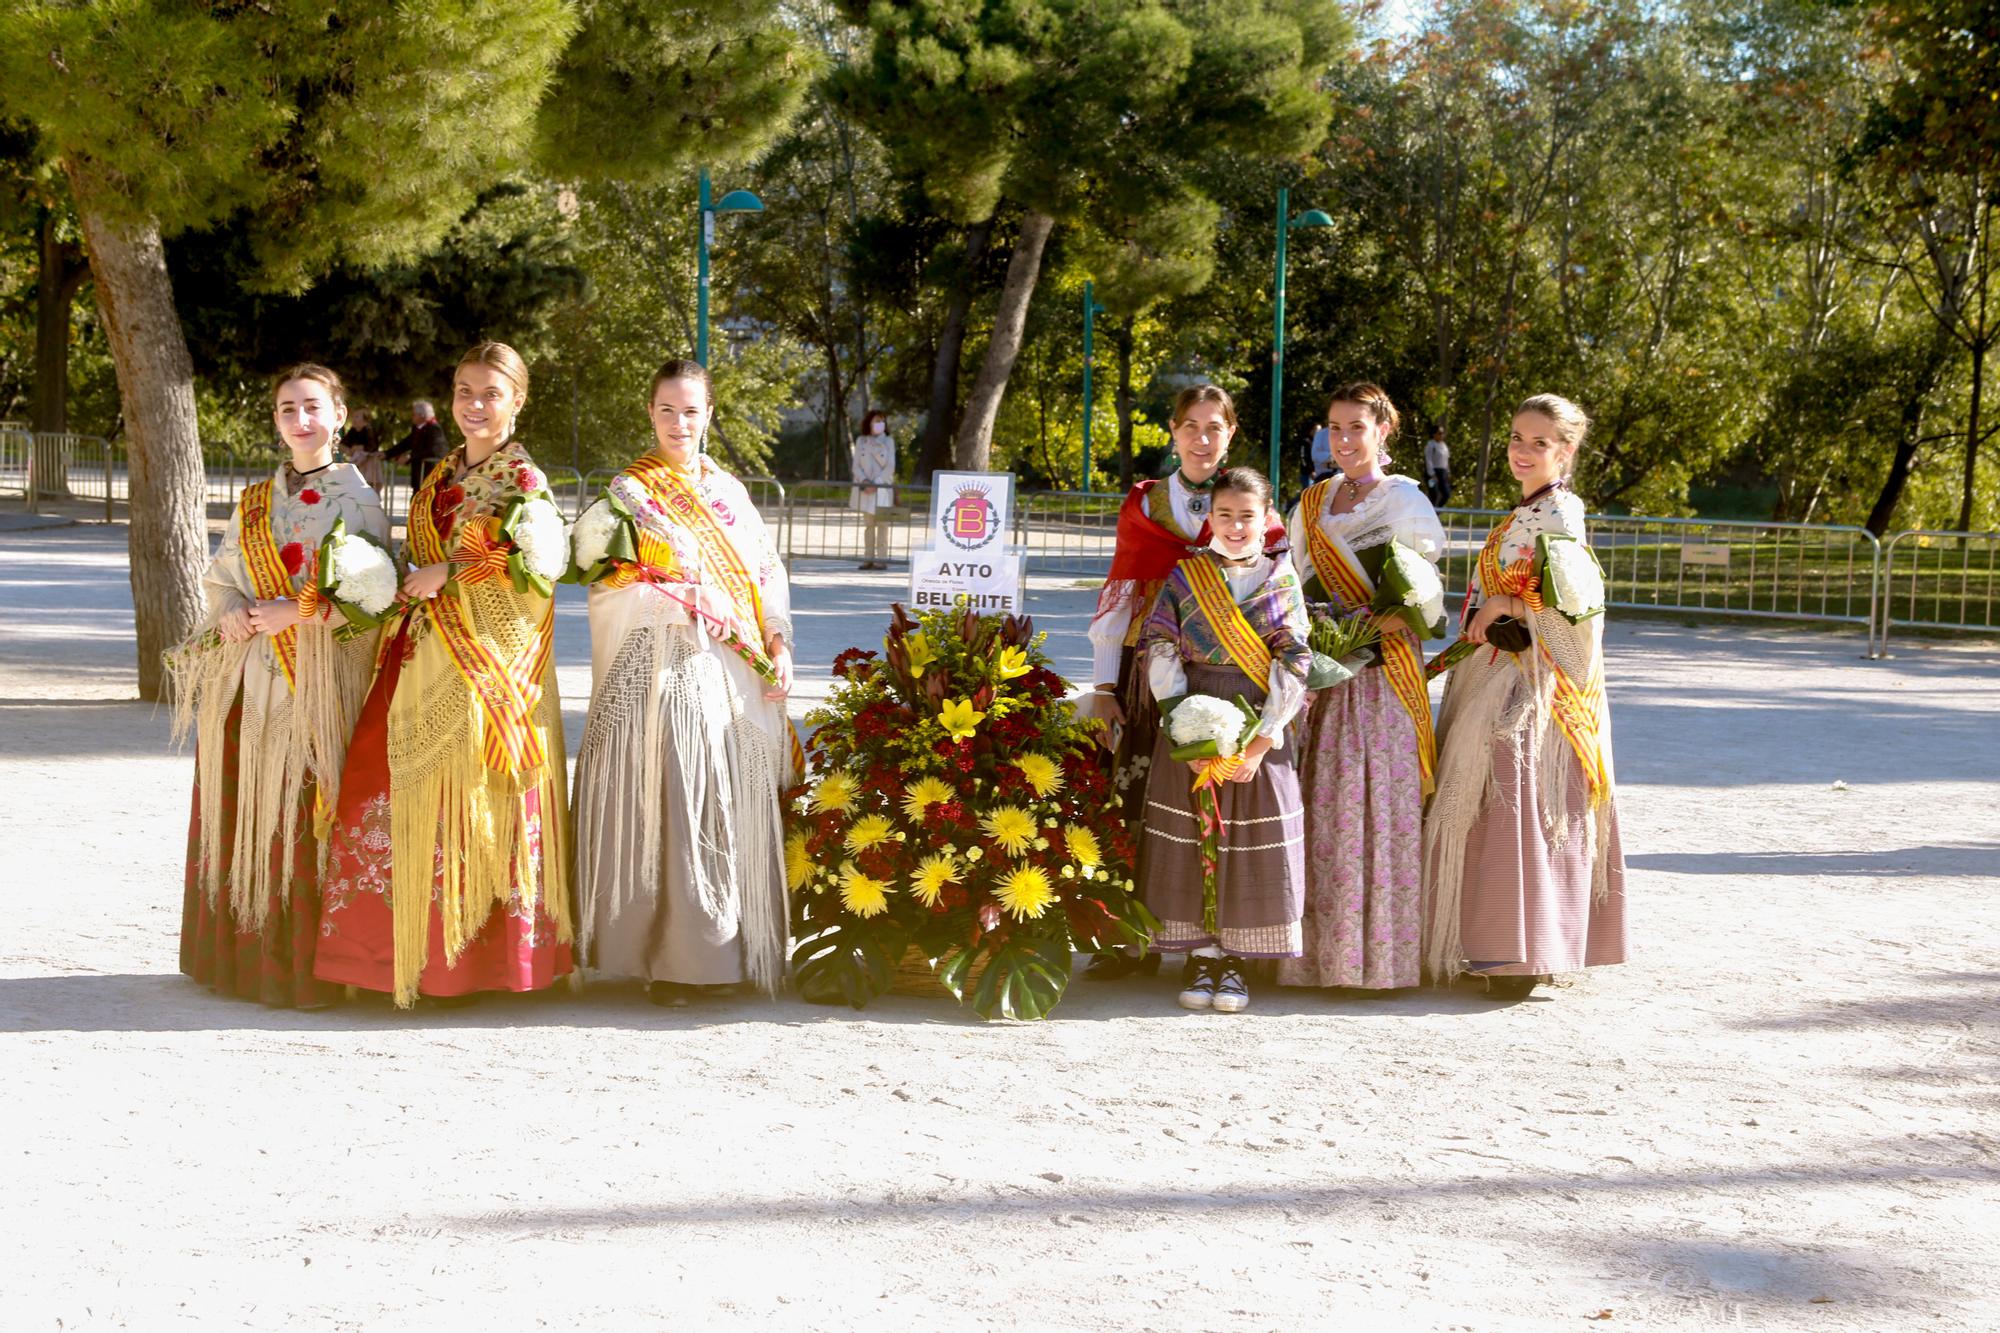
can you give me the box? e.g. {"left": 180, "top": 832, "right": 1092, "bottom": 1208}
{"left": 1521, "top": 478, "right": 1567, "bottom": 506}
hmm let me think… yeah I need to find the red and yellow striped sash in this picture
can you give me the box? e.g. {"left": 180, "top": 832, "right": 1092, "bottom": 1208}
{"left": 1300, "top": 488, "right": 1436, "bottom": 794}
{"left": 1182, "top": 554, "right": 1274, "bottom": 686}
{"left": 238, "top": 480, "right": 299, "bottom": 691}
{"left": 1475, "top": 516, "right": 1608, "bottom": 804}
{"left": 406, "top": 453, "right": 552, "bottom": 775}
{"left": 621, "top": 455, "right": 774, "bottom": 673}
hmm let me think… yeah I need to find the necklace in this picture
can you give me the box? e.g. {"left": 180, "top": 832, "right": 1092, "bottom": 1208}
{"left": 1176, "top": 468, "right": 1215, "bottom": 520}
{"left": 1336, "top": 471, "right": 1385, "bottom": 503}
{"left": 1521, "top": 477, "right": 1567, "bottom": 506}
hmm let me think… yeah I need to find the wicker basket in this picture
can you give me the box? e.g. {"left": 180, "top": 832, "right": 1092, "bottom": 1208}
{"left": 887, "top": 944, "right": 990, "bottom": 999}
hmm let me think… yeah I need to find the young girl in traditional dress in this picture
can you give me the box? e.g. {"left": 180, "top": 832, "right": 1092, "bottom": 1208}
{"left": 172, "top": 364, "right": 388, "bottom": 1008}
{"left": 1424, "top": 394, "right": 1627, "bottom": 999}
{"left": 316, "top": 342, "right": 573, "bottom": 1007}
{"left": 1279, "top": 384, "right": 1445, "bottom": 991}
{"left": 1137, "top": 467, "right": 1311, "bottom": 1013}
{"left": 571, "top": 360, "right": 797, "bottom": 1006}
{"left": 1082, "top": 385, "right": 1281, "bottom": 981}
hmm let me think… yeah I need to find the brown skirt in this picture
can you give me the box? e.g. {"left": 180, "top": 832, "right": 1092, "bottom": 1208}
{"left": 1138, "top": 661, "right": 1305, "bottom": 958}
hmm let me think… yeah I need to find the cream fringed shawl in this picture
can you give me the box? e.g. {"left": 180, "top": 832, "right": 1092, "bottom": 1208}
{"left": 168, "top": 462, "right": 387, "bottom": 930}
{"left": 1421, "top": 491, "right": 1620, "bottom": 981}
{"left": 572, "top": 458, "right": 794, "bottom": 995}
{"left": 382, "top": 442, "right": 571, "bottom": 1007}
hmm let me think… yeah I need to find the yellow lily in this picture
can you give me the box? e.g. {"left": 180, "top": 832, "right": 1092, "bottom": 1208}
{"left": 938, "top": 696, "right": 985, "bottom": 742}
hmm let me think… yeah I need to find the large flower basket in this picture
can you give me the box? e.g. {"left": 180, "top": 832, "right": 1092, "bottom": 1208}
{"left": 788, "top": 604, "right": 1156, "bottom": 1020}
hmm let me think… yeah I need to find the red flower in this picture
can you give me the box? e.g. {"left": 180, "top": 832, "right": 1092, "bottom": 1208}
{"left": 279, "top": 542, "right": 305, "bottom": 575}
{"left": 437, "top": 484, "right": 465, "bottom": 511}
{"left": 299, "top": 488, "right": 322, "bottom": 506}
{"left": 516, "top": 466, "right": 544, "bottom": 492}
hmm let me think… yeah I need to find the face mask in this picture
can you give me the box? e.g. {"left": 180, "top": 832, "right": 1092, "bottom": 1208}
{"left": 870, "top": 422, "right": 886, "bottom": 435}
{"left": 1208, "top": 533, "right": 1257, "bottom": 559}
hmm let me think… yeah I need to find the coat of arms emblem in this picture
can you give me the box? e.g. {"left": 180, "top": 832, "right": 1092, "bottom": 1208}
{"left": 942, "top": 482, "right": 995, "bottom": 550}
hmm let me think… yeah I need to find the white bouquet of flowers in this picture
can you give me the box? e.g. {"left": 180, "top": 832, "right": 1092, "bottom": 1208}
{"left": 509, "top": 496, "right": 570, "bottom": 581}
{"left": 570, "top": 498, "right": 622, "bottom": 571}
{"left": 310, "top": 519, "right": 398, "bottom": 635}
{"left": 1371, "top": 538, "right": 1447, "bottom": 639}
{"left": 1536, "top": 533, "right": 1606, "bottom": 622}
{"left": 1165, "top": 693, "right": 1259, "bottom": 758}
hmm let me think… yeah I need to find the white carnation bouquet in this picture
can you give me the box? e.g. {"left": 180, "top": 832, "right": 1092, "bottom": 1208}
{"left": 1370, "top": 538, "right": 1447, "bottom": 638}
{"left": 563, "top": 491, "right": 645, "bottom": 586}
{"left": 477, "top": 492, "right": 571, "bottom": 597}
{"left": 1536, "top": 533, "right": 1606, "bottom": 622}
{"left": 310, "top": 518, "right": 399, "bottom": 636}
{"left": 1165, "top": 692, "right": 1262, "bottom": 790}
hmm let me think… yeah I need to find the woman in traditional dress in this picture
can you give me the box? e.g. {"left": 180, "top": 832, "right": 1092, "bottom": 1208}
{"left": 1278, "top": 383, "right": 1445, "bottom": 991}
{"left": 1424, "top": 394, "right": 1627, "bottom": 999}
{"left": 849, "top": 408, "right": 896, "bottom": 570}
{"left": 1080, "top": 384, "right": 1280, "bottom": 981}
{"left": 172, "top": 364, "right": 388, "bottom": 1007}
{"left": 316, "top": 342, "right": 573, "bottom": 1007}
{"left": 1137, "top": 467, "right": 1311, "bottom": 1013}
{"left": 571, "top": 359, "right": 797, "bottom": 1006}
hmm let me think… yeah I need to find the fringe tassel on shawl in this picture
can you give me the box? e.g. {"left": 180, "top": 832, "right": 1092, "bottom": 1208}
{"left": 167, "top": 622, "right": 373, "bottom": 931}
{"left": 574, "top": 601, "right": 787, "bottom": 995}
{"left": 1422, "top": 606, "right": 1618, "bottom": 983}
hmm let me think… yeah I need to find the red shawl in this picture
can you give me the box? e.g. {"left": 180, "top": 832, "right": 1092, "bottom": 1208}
{"left": 1096, "top": 479, "right": 1286, "bottom": 619}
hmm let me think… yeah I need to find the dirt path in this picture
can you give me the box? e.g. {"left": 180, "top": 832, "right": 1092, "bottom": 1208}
{"left": 2, "top": 524, "right": 1996, "bottom": 1331}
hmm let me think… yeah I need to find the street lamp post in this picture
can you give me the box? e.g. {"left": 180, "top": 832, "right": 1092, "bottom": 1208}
{"left": 697, "top": 167, "right": 766, "bottom": 366}
{"left": 1080, "top": 280, "right": 1108, "bottom": 492}
{"left": 1268, "top": 187, "right": 1335, "bottom": 492}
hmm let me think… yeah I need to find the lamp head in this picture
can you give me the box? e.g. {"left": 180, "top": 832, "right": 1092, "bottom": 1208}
{"left": 715, "top": 189, "right": 765, "bottom": 214}
{"left": 1290, "top": 208, "right": 1335, "bottom": 229}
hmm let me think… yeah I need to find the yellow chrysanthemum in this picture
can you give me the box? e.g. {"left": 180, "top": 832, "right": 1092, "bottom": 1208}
{"left": 910, "top": 853, "right": 961, "bottom": 907}
{"left": 811, "top": 771, "right": 858, "bottom": 815}
{"left": 901, "top": 775, "right": 955, "bottom": 822}
{"left": 994, "top": 864, "right": 1057, "bottom": 921}
{"left": 1063, "top": 825, "right": 1102, "bottom": 867}
{"left": 837, "top": 862, "right": 891, "bottom": 918}
{"left": 981, "top": 805, "right": 1038, "bottom": 856}
{"left": 938, "top": 696, "right": 985, "bottom": 742}
{"left": 1013, "top": 753, "right": 1064, "bottom": 798}
{"left": 843, "top": 813, "right": 896, "bottom": 855}
{"left": 785, "top": 830, "right": 812, "bottom": 890}
{"left": 904, "top": 631, "right": 938, "bottom": 676}
{"left": 996, "top": 645, "right": 1031, "bottom": 680}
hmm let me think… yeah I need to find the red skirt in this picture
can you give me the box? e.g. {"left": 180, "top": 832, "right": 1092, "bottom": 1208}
{"left": 313, "top": 619, "right": 572, "bottom": 998}
{"left": 180, "top": 689, "right": 342, "bottom": 1009}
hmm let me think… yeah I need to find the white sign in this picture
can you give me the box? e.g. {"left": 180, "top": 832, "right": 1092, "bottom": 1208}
{"left": 1680, "top": 543, "right": 1732, "bottom": 568}
{"left": 927, "top": 470, "right": 1014, "bottom": 556}
{"left": 908, "top": 548, "right": 1024, "bottom": 615}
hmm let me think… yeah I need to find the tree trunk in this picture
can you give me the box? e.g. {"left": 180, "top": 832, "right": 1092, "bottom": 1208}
{"left": 1113, "top": 316, "right": 1137, "bottom": 489}
{"left": 68, "top": 169, "right": 208, "bottom": 701}
{"left": 824, "top": 339, "right": 847, "bottom": 481}
{"left": 30, "top": 206, "right": 90, "bottom": 500}
{"left": 917, "top": 219, "right": 993, "bottom": 481}
{"left": 1956, "top": 334, "right": 1986, "bottom": 534}
{"left": 1864, "top": 331, "right": 1951, "bottom": 537}
{"left": 953, "top": 209, "right": 1055, "bottom": 472}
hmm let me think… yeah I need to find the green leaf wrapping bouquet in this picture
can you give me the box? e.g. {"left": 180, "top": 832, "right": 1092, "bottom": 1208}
{"left": 563, "top": 491, "right": 641, "bottom": 585}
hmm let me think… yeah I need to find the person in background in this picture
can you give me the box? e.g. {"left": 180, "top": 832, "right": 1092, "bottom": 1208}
{"left": 1424, "top": 424, "right": 1452, "bottom": 507}
{"left": 1307, "top": 423, "right": 1336, "bottom": 484}
{"left": 386, "top": 399, "right": 449, "bottom": 502}
{"left": 850, "top": 409, "right": 896, "bottom": 570}
{"left": 345, "top": 406, "right": 384, "bottom": 492}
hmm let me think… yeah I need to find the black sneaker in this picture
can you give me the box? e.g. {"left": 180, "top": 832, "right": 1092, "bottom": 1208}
{"left": 1212, "top": 958, "right": 1250, "bottom": 1013}
{"left": 1178, "top": 956, "right": 1217, "bottom": 1010}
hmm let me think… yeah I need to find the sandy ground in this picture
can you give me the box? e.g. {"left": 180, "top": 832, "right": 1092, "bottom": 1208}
{"left": 2, "top": 521, "right": 1997, "bottom": 1332}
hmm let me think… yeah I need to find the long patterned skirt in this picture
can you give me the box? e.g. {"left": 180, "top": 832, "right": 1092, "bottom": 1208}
{"left": 1277, "top": 666, "right": 1426, "bottom": 988}
{"left": 179, "top": 690, "right": 341, "bottom": 1009}
{"left": 1138, "top": 662, "right": 1305, "bottom": 958}
{"left": 314, "top": 621, "right": 572, "bottom": 998}
{"left": 1457, "top": 738, "right": 1627, "bottom": 976}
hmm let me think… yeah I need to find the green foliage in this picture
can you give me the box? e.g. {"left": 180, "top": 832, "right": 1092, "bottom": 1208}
{"left": 537, "top": 0, "right": 816, "bottom": 181}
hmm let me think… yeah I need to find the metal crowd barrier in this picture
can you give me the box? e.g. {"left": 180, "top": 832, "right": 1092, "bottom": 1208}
{"left": 1874, "top": 530, "right": 2000, "bottom": 657}
{"left": 1435, "top": 509, "right": 1884, "bottom": 640}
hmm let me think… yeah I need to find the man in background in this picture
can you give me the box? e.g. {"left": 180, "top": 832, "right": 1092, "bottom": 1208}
{"left": 386, "top": 400, "right": 448, "bottom": 501}
{"left": 1424, "top": 424, "right": 1452, "bottom": 507}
